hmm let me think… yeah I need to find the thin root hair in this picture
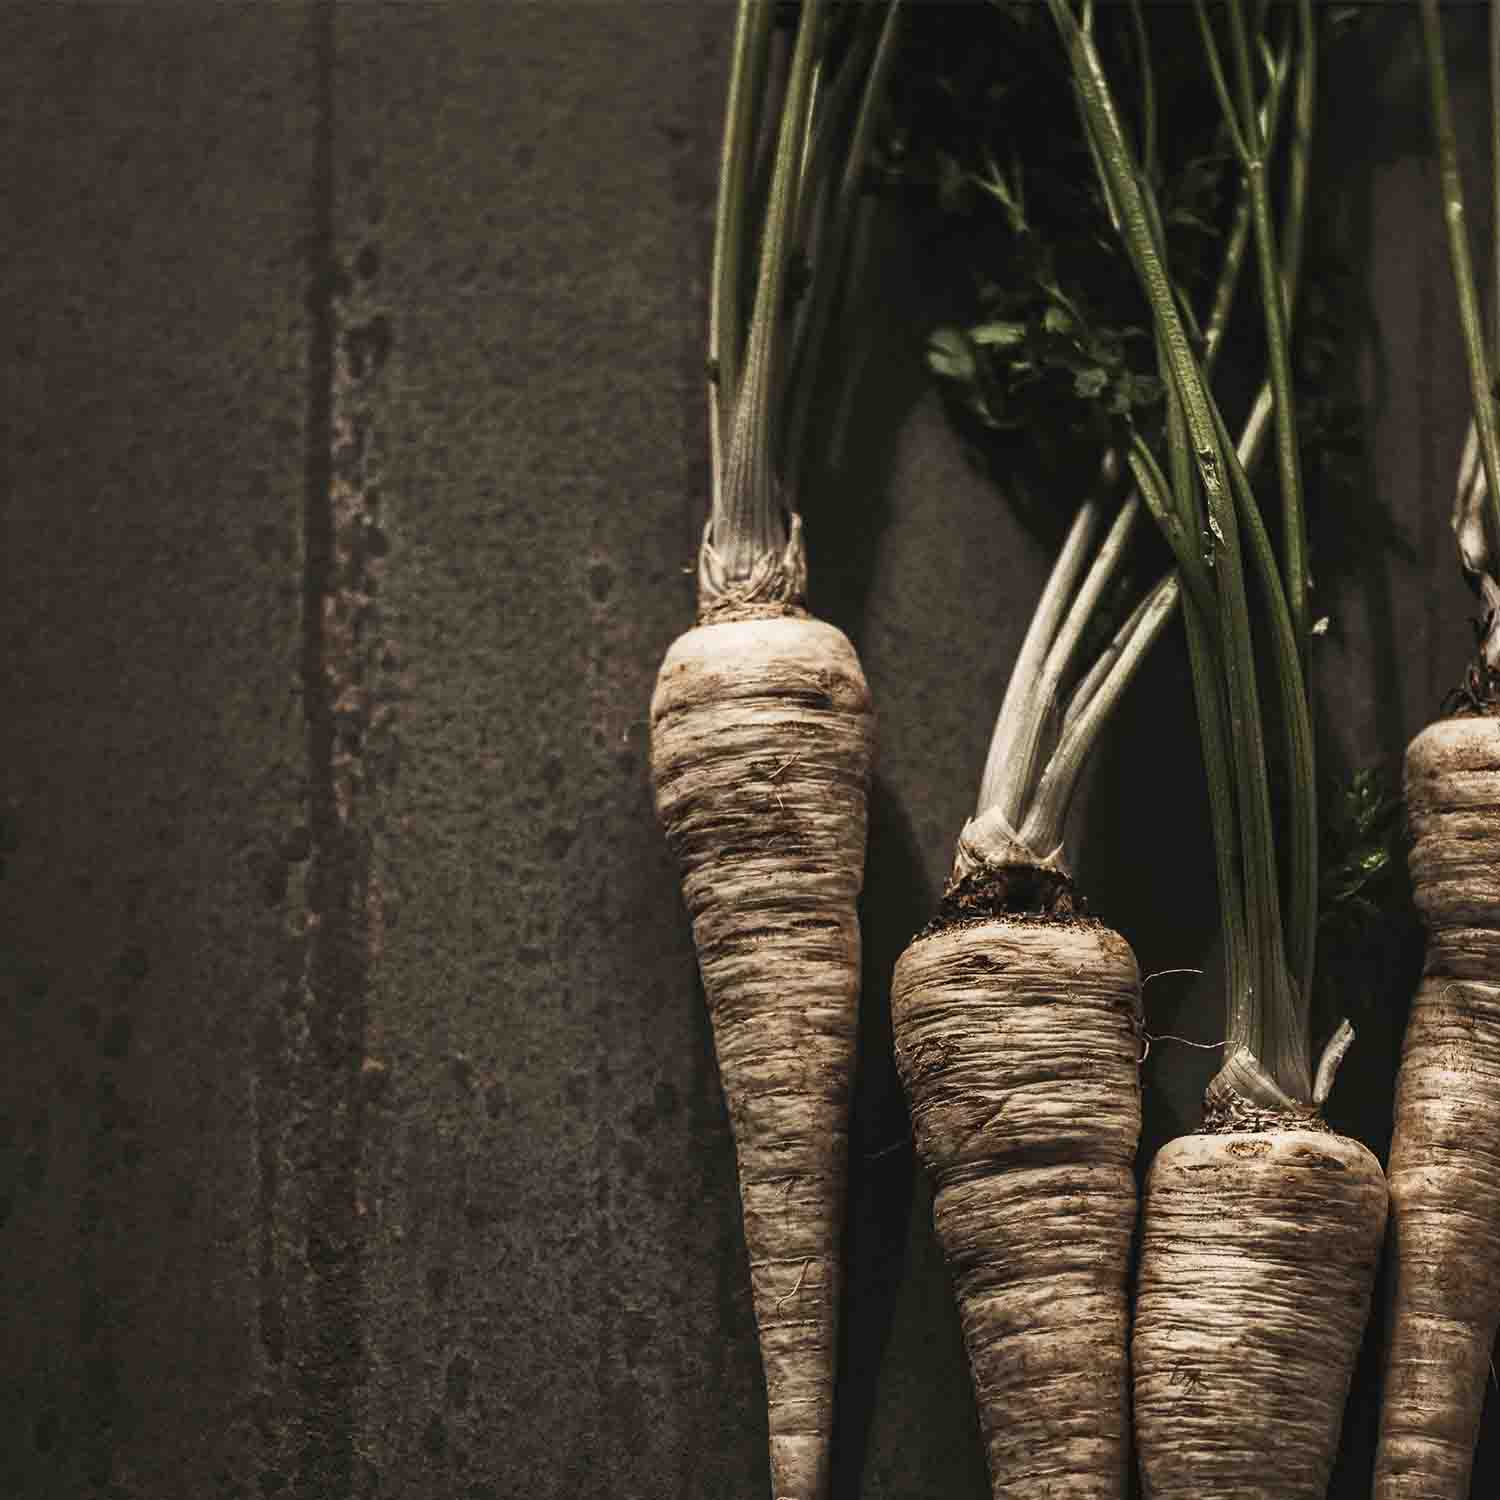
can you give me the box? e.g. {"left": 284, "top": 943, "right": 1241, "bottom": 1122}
{"left": 775, "top": 1258, "right": 814, "bottom": 1311}
{"left": 1143, "top": 967, "right": 1206, "bottom": 987}
{"left": 1139, "top": 1029, "right": 1224, "bottom": 1064}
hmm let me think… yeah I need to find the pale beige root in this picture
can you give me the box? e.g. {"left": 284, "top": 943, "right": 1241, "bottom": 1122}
{"left": 891, "top": 918, "right": 1142, "bottom": 1498}
{"left": 650, "top": 613, "right": 874, "bottom": 1500}
{"left": 1132, "top": 1128, "right": 1388, "bottom": 1500}
{"left": 1375, "top": 715, "right": 1500, "bottom": 1500}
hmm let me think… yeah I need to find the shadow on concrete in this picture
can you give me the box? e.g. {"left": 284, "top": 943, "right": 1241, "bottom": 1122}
{"left": 790, "top": 204, "right": 944, "bottom": 1497}
{"left": 801, "top": 206, "right": 935, "bottom": 634}
{"left": 830, "top": 774, "right": 931, "bottom": 1500}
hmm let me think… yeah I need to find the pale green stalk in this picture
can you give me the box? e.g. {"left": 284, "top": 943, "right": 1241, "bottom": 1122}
{"left": 717, "top": 0, "right": 826, "bottom": 576}
{"left": 1052, "top": 0, "right": 1313, "bottom": 1100}
{"left": 989, "top": 494, "right": 1140, "bottom": 825}
{"left": 1039, "top": 497, "right": 1142, "bottom": 701}
{"left": 1203, "top": 9, "right": 1294, "bottom": 358}
{"left": 977, "top": 1, "right": 1303, "bottom": 940}
{"left": 1282, "top": 0, "right": 1316, "bottom": 325}
{"left": 1209, "top": 393, "right": 1318, "bottom": 1026}
{"left": 1062, "top": 581, "right": 1161, "bottom": 732}
{"left": 983, "top": 0, "right": 1280, "bottom": 833}
{"left": 1193, "top": 0, "right": 1310, "bottom": 649}
{"left": 978, "top": 495, "right": 1104, "bottom": 820}
{"left": 1422, "top": 0, "right": 1500, "bottom": 570}
{"left": 1163, "top": 363, "right": 1256, "bottom": 1075}
{"left": 1221, "top": 0, "right": 1318, "bottom": 994}
{"left": 1225, "top": 0, "right": 1311, "bottom": 654}
{"left": 1019, "top": 571, "right": 1179, "bottom": 853}
{"left": 1126, "top": 435, "right": 1215, "bottom": 621}
{"left": 709, "top": 1, "right": 775, "bottom": 507}
{"left": 1055, "top": 374, "right": 1275, "bottom": 767}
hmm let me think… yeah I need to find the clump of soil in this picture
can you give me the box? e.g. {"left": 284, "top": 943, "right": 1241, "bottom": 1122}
{"left": 1444, "top": 629, "right": 1500, "bottom": 718}
{"left": 923, "top": 862, "right": 1086, "bottom": 936}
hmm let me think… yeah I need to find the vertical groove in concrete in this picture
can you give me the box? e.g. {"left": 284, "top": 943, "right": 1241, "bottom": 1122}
{"left": 296, "top": 1, "right": 370, "bottom": 1493}
{"left": 320, "top": 6, "right": 739, "bottom": 1495}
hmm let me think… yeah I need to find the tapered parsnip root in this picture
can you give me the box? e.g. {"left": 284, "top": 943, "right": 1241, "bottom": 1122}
{"left": 1132, "top": 1120, "right": 1387, "bottom": 1500}
{"left": 1375, "top": 714, "right": 1500, "bottom": 1500}
{"left": 891, "top": 914, "right": 1142, "bottom": 1498}
{"left": 650, "top": 564, "right": 874, "bottom": 1500}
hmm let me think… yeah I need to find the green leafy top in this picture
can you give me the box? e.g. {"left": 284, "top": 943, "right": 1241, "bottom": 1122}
{"left": 1317, "top": 766, "right": 1403, "bottom": 940}
{"left": 706, "top": 1, "right": 902, "bottom": 596}
{"left": 877, "top": 2, "right": 1238, "bottom": 495}
{"left": 885, "top": 0, "right": 1410, "bottom": 1110}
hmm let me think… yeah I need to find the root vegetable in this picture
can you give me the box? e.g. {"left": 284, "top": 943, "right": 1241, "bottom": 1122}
{"left": 650, "top": 551, "right": 875, "bottom": 1500}
{"left": 653, "top": 0, "right": 899, "bottom": 1485}
{"left": 1133, "top": 1114, "right": 1387, "bottom": 1500}
{"left": 891, "top": 908, "right": 1142, "bottom": 1498}
{"left": 1374, "top": 716, "right": 1500, "bottom": 1499}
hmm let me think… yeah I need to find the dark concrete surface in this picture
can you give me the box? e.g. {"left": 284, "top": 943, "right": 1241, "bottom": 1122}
{"left": 0, "top": 3, "right": 1495, "bottom": 1498}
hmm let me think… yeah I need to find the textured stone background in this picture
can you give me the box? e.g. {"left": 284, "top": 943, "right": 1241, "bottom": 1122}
{"left": 0, "top": 3, "right": 1495, "bottom": 1497}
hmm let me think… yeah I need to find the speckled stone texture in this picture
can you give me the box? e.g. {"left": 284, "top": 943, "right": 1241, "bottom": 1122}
{"left": 0, "top": 4, "right": 1496, "bottom": 1500}
{"left": 0, "top": 5, "right": 317, "bottom": 1495}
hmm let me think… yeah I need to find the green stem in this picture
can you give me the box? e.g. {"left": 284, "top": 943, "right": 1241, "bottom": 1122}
{"left": 709, "top": 1, "right": 776, "bottom": 511}
{"left": 978, "top": 491, "right": 1104, "bottom": 820}
{"left": 1010, "top": 370, "right": 1282, "bottom": 855}
{"left": 1211, "top": 395, "right": 1317, "bottom": 1013}
{"left": 1204, "top": 192, "right": 1253, "bottom": 363}
{"left": 1204, "top": 0, "right": 1319, "bottom": 1036}
{"left": 995, "top": 494, "right": 1142, "bottom": 826}
{"left": 784, "top": 0, "right": 903, "bottom": 498}
{"left": 796, "top": 44, "right": 827, "bottom": 223}
{"left": 973, "top": 4, "right": 1304, "bottom": 916}
{"left": 1191, "top": 0, "right": 1248, "bottom": 165}
{"left": 1020, "top": 571, "right": 1179, "bottom": 854}
{"left": 992, "top": 0, "right": 1280, "bottom": 836}
{"left": 1422, "top": 0, "right": 1500, "bottom": 572}
{"left": 1282, "top": 0, "right": 1316, "bottom": 324}
{"left": 1062, "top": 577, "right": 1159, "bottom": 731}
{"left": 790, "top": 34, "right": 862, "bottom": 282}
{"left": 1227, "top": 0, "right": 1311, "bottom": 657}
{"left": 1202, "top": 12, "right": 1292, "bottom": 362}
{"left": 1053, "top": 0, "right": 1311, "bottom": 1099}
{"left": 1040, "top": 497, "right": 1142, "bottom": 696}
{"left": 1128, "top": 0, "right": 1157, "bottom": 182}
{"left": 824, "top": 195, "right": 879, "bottom": 469}
{"left": 1239, "top": 383, "right": 1272, "bottom": 473}
{"left": 1493, "top": 0, "right": 1500, "bottom": 365}
{"left": 1166, "top": 379, "right": 1254, "bottom": 1062}
{"left": 980, "top": 130, "right": 1266, "bottom": 855}
{"left": 715, "top": 0, "right": 827, "bottom": 577}
{"left": 1051, "top": 4, "right": 1226, "bottom": 498}
{"left": 1126, "top": 434, "right": 1215, "bottom": 623}
{"left": 789, "top": 9, "right": 884, "bottom": 348}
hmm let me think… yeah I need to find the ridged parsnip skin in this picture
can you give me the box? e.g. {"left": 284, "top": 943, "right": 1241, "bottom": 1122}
{"left": 891, "top": 918, "right": 1142, "bottom": 1499}
{"left": 650, "top": 613, "right": 874, "bottom": 1500}
{"left": 1376, "top": 715, "right": 1500, "bottom": 1500}
{"left": 1133, "top": 1128, "right": 1388, "bottom": 1500}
